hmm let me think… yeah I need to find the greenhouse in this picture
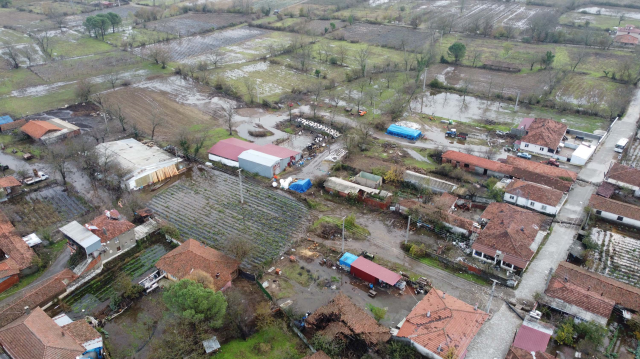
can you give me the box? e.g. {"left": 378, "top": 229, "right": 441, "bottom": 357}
{"left": 386, "top": 124, "right": 422, "bottom": 141}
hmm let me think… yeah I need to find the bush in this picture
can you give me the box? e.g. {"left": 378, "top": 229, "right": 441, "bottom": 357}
{"left": 575, "top": 321, "right": 607, "bottom": 347}
{"left": 429, "top": 78, "right": 445, "bottom": 88}
{"left": 485, "top": 177, "right": 498, "bottom": 189}
{"left": 409, "top": 244, "right": 427, "bottom": 258}
{"left": 555, "top": 322, "right": 575, "bottom": 346}
{"left": 329, "top": 56, "right": 338, "bottom": 65}
{"left": 366, "top": 303, "right": 387, "bottom": 322}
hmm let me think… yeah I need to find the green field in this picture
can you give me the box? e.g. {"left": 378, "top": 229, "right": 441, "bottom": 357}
{"left": 217, "top": 326, "right": 305, "bottom": 359}
{"left": 560, "top": 11, "right": 640, "bottom": 30}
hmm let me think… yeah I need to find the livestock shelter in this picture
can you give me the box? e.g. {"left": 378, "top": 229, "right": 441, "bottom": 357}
{"left": 238, "top": 150, "right": 282, "bottom": 178}
{"left": 350, "top": 257, "right": 401, "bottom": 286}
{"left": 386, "top": 124, "right": 422, "bottom": 141}
{"left": 338, "top": 252, "right": 358, "bottom": 270}
{"left": 95, "top": 139, "right": 185, "bottom": 190}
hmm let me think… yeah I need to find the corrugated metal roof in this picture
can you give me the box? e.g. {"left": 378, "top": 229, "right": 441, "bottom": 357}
{"left": 350, "top": 257, "right": 401, "bottom": 285}
{"left": 59, "top": 221, "right": 101, "bottom": 250}
{"left": 259, "top": 144, "right": 300, "bottom": 159}
{"left": 203, "top": 336, "right": 220, "bottom": 353}
{"left": 238, "top": 150, "right": 280, "bottom": 166}
{"left": 339, "top": 252, "right": 358, "bottom": 267}
{"left": 207, "top": 138, "right": 260, "bottom": 161}
{"left": 512, "top": 319, "right": 553, "bottom": 353}
{"left": 324, "top": 177, "right": 382, "bottom": 196}
{"left": 0, "top": 116, "right": 13, "bottom": 125}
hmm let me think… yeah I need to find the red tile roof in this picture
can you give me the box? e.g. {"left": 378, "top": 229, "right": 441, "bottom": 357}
{"left": 505, "top": 180, "right": 564, "bottom": 207}
{"left": 397, "top": 289, "right": 489, "bottom": 357}
{"left": 554, "top": 262, "right": 640, "bottom": 312}
{"left": 505, "top": 346, "right": 555, "bottom": 359}
{"left": 351, "top": 257, "right": 401, "bottom": 285}
{"left": 87, "top": 213, "right": 135, "bottom": 243}
{"left": 0, "top": 269, "right": 77, "bottom": 328}
{"left": 520, "top": 118, "right": 567, "bottom": 150}
{"left": 207, "top": 138, "right": 261, "bottom": 161}
{"left": 544, "top": 276, "right": 615, "bottom": 319}
{"left": 509, "top": 167, "right": 572, "bottom": 192}
{"left": 61, "top": 320, "right": 101, "bottom": 345}
{"left": 0, "top": 210, "right": 35, "bottom": 270}
{"left": 306, "top": 293, "right": 390, "bottom": 345}
{"left": 473, "top": 203, "right": 546, "bottom": 269}
{"left": 590, "top": 194, "right": 640, "bottom": 222}
{"left": 0, "top": 176, "right": 21, "bottom": 188}
{"left": 20, "top": 121, "right": 62, "bottom": 140}
{"left": 0, "top": 258, "right": 19, "bottom": 279}
{"left": 0, "top": 307, "right": 85, "bottom": 359}
{"left": 512, "top": 319, "right": 554, "bottom": 353}
{"left": 505, "top": 156, "right": 577, "bottom": 180}
{"left": 596, "top": 182, "right": 616, "bottom": 198}
{"left": 442, "top": 151, "right": 511, "bottom": 174}
{"left": 615, "top": 34, "right": 639, "bottom": 44}
{"left": 606, "top": 162, "right": 640, "bottom": 188}
{"left": 155, "top": 239, "right": 239, "bottom": 290}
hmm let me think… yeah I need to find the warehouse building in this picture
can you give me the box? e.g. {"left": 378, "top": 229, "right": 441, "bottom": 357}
{"left": 95, "top": 139, "right": 185, "bottom": 190}
{"left": 350, "top": 256, "right": 401, "bottom": 286}
{"left": 386, "top": 124, "right": 422, "bottom": 141}
{"left": 207, "top": 138, "right": 301, "bottom": 171}
{"left": 238, "top": 150, "right": 282, "bottom": 178}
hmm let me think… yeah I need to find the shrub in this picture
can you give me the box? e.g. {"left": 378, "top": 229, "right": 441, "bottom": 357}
{"left": 555, "top": 321, "right": 575, "bottom": 346}
{"left": 366, "top": 303, "right": 387, "bottom": 322}
{"left": 429, "top": 78, "right": 445, "bottom": 88}
{"left": 329, "top": 56, "right": 338, "bottom": 65}
{"left": 409, "top": 244, "right": 426, "bottom": 258}
{"left": 485, "top": 177, "right": 498, "bottom": 189}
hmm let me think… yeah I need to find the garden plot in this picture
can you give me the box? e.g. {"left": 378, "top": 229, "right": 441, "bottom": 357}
{"left": 149, "top": 168, "right": 309, "bottom": 268}
{"left": 623, "top": 141, "right": 640, "bottom": 168}
{"left": 0, "top": 28, "right": 31, "bottom": 44}
{"left": 134, "top": 75, "right": 226, "bottom": 116}
{"left": 0, "top": 43, "right": 47, "bottom": 68}
{"left": 63, "top": 5, "right": 139, "bottom": 30}
{"left": 64, "top": 244, "right": 169, "bottom": 318}
{"left": 552, "top": 73, "right": 627, "bottom": 110}
{"left": 454, "top": 2, "right": 552, "bottom": 30}
{"left": 146, "top": 13, "right": 254, "bottom": 36}
{"left": 219, "top": 31, "right": 293, "bottom": 64}
{"left": 303, "top": 19, "right": 349, "bottom": 36}
{"left": 134, "top": 27, "right": 268, "bottom": 62}
{"left": 31, "top": 51, "right": 143, "bottom": 82}
{"left": 334, "top": 23, "right": 431, "bottom": 50}
{"left": 587, "top": 228, "right": 640, "bottom": 288}
{"left": 0, "top": 9, "right": 48, "bottom": 30}
{"left": 26, "top": 186, "right": 92, "bottom": 222}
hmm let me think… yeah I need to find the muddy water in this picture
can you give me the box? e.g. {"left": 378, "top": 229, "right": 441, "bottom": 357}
{"left": 411, "top": 92, "right": 521, "bottom": 126}
{"left": 234, "top": 109, "right": 315, "bottom": 151}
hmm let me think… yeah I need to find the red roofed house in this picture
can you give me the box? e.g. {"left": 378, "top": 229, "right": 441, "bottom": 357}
{"left": 20, "top": 119, "right": 80, "bottom": 144}
{"left": 589, "top": 194, "right": 640, "bottom": 229}
{"left": 615, "top": 34, "right": 639, "bottom": 45}
{"left": 0, "top": 211, "right": 36, "bottom": 293}
{"left": 155, "top": 239, "right": 240, "bottom": 291}
{"left": 472, "top": 203, "right": 547, "bottom": 274}
{"left": 504, "top": 179, "right": 565, "bottom": 215}
{"left": 0, "top": 307, "right": 103, "bottom": 359}
{"left": 396, "top": 289, "right": 489, "bottom": 359}
{"left": 350, "top": 256, "right": 401, "bottom": 286}
{"left": 505, "top": 155, "right": 577, "bottom": 181}
{"left": 442, "top": 150, "right": 512, "bottom": 178}
{"left": 605, "top": 162, "right": 640, "bottom": 197}
{"left": 518, "top": 118, "right": 567, "bottom": 157}
{"left": 511, "top": 315, "right": 554, "bottom": 353}
{"left": 0, "top": 176, "right": 21, "bottom": 201}
{"left": 505, "top": 346, "right": 554, "bottom": 359}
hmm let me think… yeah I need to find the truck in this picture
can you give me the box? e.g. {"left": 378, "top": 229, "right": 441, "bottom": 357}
{"left": 445, "top": 129, "right": 468, "bottom": 140}
{"left": 23, "top": 169, "right": 48, "bottom": 185}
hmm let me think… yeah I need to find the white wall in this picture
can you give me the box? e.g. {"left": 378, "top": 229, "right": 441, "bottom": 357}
{"left": 606, "top": 178, "right": 640, "bottom": 192}
{"left": 504, "top": 194, "right": 559, "bottom": 215}
{"left": 595, "top": 210, "right": 640, "bottom": 229}
{"left": 520, "top": 142, "right": 553, "bottom": 156}
{"left": 208, "top": 154, "right": 240, "bottom": 168}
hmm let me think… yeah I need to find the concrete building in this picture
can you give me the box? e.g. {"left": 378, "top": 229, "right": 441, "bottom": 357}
{"left": 504, "top": 180, "right": 566, "bottom": 215}
{"left": 519, "top": 118, "right": 567, "bottom": 157}
{"left": 238, "top": 149, "right": 282, "bottom": 178}
{"left": 354, "top": 171, "right": 382, "bottom": 188}
{"left": 95, "top": 138, "right": 185, "bottom": 190}
{"left": 605, "top": 162, "right": 640, "bottom": 196}
{"left": 590, "top": 194, "right": 640, "bottom": 229}
{"left": 258, "top": 144, "right": 302, "bottom": 169}
{"left": 403, "top": 170, "right": 457, "bottom": 193}
{"left": 442, "top": 150, "right": 511, "bottom": 178}
{"left": 20, "top": 118, "right": 80, "bottom": 144}
{"left": 396, "top": 289, "right": 489, "bottom": 359}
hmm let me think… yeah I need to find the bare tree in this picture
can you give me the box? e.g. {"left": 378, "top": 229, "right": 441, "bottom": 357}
{"left": 2, "top": 43, "right": 20, "bottom": 69}
{"left": 504, "top": 26, "right": 517, "bottom": 40}
{"left": 480, "top": 16, "right": 494, "bottom": 37}
{"left": 296, "top": 45, "right": 312, "bottom": 71}
{"left": 109, "top": 104, "right": 127, "bottom": 132}
{"left": 207, "top": 51, "right": 222, "bottom": 68}
{"left": 336, "top": 44, "right": 347, "bottom": 66}
{"left": 47, "top": 142, "right": 75, "bottom": 185}
{"left": 318, "top": 41, "right": 332, "bottom": 63}
{"left": 243, "top": 78, "right": 257, "bottom": 104}
{"left": 150, "top": 110, "right": 166, "bottom": 140}
{"left": 75, "top": 79, "right": 93, "bottom": 102}
{"left": 481, "top": 146, "right": 499, "bottom": 160}
{"left": 470, "top": 48, "right": 483, "bottom": 67}
{"left": 54, "top": 15, "right": 65, "bottom": 31}
{"left": 382, "top": 68, "right": 395, "bottom": 89}
{"left": 225, "top": 238, "right": 255, "bottom": 263}
{"left": 356, "top": 47, "right": 370, "bottom": 77}
{"left": 107, "top": 71, "right": 120, "bottom": 90}
{"left": 30, "top": 31, "right": 53, "bottom": 58}
{"left": 216, "top": 104, "right": 236, "bottom": 135}
{"left": 22, "top": 47, "right": 35, "bottom": 67}
{"left": 310, "top": 81, "right": 323, "bottom": 117}
{"left": 356, "top": 120, "right": 373, "bottom": 147}
{"left": 605, "top": 86, "right": 632, "bottom": 120}
{"left": 156, "top": 48, "right": 171, "bottom": 69}
{"left": 571, "top": 47, "right": 588, "bottom": 72}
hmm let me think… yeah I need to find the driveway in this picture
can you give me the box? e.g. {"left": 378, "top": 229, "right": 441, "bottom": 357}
{"left": 555, "top": 182, "right": 595, "bottom": 224}
{"left": 466, "top": 304, "right": 522, "bottom": 359}
{"left": 579, "top": 87, "right": 640, "bottom": 184}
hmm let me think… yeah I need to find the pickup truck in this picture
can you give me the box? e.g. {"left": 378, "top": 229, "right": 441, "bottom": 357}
{"left": 24, "top": 172, "right": 49, "bottom": 185}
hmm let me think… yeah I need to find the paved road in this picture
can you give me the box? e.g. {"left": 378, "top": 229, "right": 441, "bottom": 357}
{"left": 579, "top": 88, "right": 640, "bottom": 184}
{"left": 466, "top": 304, "right": 522, "bottom": 359}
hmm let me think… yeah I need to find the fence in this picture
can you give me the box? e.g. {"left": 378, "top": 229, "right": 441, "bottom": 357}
{"left": 255, "top": 278, "right": 273, "bottom": 301}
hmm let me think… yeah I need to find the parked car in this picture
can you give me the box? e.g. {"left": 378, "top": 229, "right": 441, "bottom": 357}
{"left": 516, "top": 152, "right": 532, "bottom": 160}
{"left": 503, "top": 146, "right": 512, "bottom": 152}
{"left": 496, "top": 130, "right": 506, "bottom": 136}
{"left": 0, "top": 164, "right": 8, "bottom": 171}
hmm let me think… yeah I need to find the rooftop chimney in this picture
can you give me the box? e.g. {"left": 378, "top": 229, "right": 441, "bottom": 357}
{"left": 102, "top": 228, "right": 107, "bottom": 236}
{"left": 520, "top": 226, "right": 524, "bottom": 232}
{"left": 564, "top": 276, "right": 568, "bottom": 282}
{"left": 442, "top": 292, "right": 446, "bottom": 299}
{"left": 24, "top": 306, "right": 30, "bottom": 315}
{"left": 216, "top": 273, "right": 220, "bottom": 279}
{"left": 427, "top": 311, "right": 431, "bottom": 318}
{"left": 474, "top": 303, "right": 478, "bottom": 311}
{"left": 587, "top": 286, "right": 591, "bottom": 291}
{"left": 61, "top": 331, "right": 65, "bottom": 337}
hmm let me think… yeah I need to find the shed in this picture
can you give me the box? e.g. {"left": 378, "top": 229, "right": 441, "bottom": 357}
{"left": 21, "top": 233, "right": 42, "bottom": 247}
{"left": 338, "top": 252, "right": 358, "bottom": 269}
{"left": 570, "top": 144, "right": 596, "bottom": 166}
{"left": 238, "top": 149, "right": 282, "bottom": 178}
{"left": 0, "top": 116, "right": 13, "bottom": 126}
{"left": 289, "top": 179, "right": 312, "bottom": 193}
{"left": 512, "top": 316, "right": 554, "bottom": 353}
{"left": 59, "top": 221, "right": 102, "bottom": 258}
{"left": 207, "top": 138, "right": 261, "bottom": 167}
{"left": 350, "top": 257, "right": 401, "bottom": 285}
{"left": 203, "top": 336, "right": 221, "bottom": 354}
{"left": 354, "top": 171, "right": 382, "bottom": 188}
{"left": 386, "top": 124, "right": 422, "bottom": 141}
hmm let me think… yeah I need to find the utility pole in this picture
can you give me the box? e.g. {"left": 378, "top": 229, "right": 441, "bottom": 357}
{"left": 485, "top": 279, "right": 498, "bottom": 313}
{"left": 237, "top": 169, "right": 244, "bottom": 204}
{"left": 515, "top": 90, "right": 520, "bottom": 110}
{"left": 405, "top": 216, "right": 411, "bottom": 244}
{"left": 342, "top": 216, "right": 346, "bottom": 253}
{"left": 422, "top": 68, "right": 427, "bottom": 91}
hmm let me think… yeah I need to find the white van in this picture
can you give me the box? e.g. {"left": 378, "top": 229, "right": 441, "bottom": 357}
{"left": 615, "top": 138, "right": 629, "bottom": 153}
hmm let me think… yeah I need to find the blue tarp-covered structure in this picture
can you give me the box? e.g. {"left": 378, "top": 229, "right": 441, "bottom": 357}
{"left": 339, "top": 252, "right": 358, "bottom": 269}
{"left": 0, "top": 116, "right": 13, "bottom": 125}
{"left": 289, "top": 179, "right": 312, "bottom": 193}
{"left": 386, "top": 124, "right": 422, "bottom": 141}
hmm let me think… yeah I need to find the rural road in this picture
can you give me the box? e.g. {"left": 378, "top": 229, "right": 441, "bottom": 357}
{"left": 579, "top": 87, "right": 640, "bottom": 184}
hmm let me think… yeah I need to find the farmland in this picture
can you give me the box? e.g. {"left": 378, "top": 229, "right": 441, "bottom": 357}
{"left": 146, "top": 13, "right": 255, "bottom": 36}
{"left": 149, "top": 167, "right": 308, "bottom": 268}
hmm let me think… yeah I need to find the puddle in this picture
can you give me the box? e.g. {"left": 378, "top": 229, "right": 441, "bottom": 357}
{"left": 577, "top": 7, "right": 640, "bottom": 19}
{"left": 235, "top": 112, "right": 313, "bottom": 151}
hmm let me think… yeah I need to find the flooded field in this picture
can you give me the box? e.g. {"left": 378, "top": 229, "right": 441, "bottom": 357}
{"left": 146, "top": 13, "right": 254, "bottom": 36}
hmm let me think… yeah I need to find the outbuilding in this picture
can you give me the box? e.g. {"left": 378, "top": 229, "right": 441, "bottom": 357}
{"left": 338, "top": 252, "right": 358, "bottom": 270}
{"left": 350, "top": 256, "right": 401, "bottom": 286}
{"left": 59, "top": 221, "right": 102, "bottom": 259}
{"left": 258, "top": 144, "right": 302, "bottom": 169}
{"left": 238, "top": 149, "right": 282, "bottom": 178}
{"left": 386, "top": 124, "right": 422, "bottom": 141}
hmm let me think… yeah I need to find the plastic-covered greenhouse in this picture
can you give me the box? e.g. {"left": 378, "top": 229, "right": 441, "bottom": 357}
{"left": 386, "top": 124, "right": 422, "bottom": 141}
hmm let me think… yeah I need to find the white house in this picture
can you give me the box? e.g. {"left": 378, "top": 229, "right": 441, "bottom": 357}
{"left": 605, "top": 162, "right": 640, "bottom": 197}
{"left": 504, "top": 179, "right": 566, "bottom": 216}
{"left": 590, "top": 194, "right": 640, "bottom": 229}
{"left": 519, "top": 118, "right": 567, "bottom": 157}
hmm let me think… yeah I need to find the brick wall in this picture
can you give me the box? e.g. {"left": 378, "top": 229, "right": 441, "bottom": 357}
{"left": 0, "top": 274, "right": 19, "bottom": 294}
{"left": 0, "top": 119, "right": 26, "bottom": 132}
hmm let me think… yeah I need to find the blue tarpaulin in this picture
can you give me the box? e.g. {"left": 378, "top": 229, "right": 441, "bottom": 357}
{"left": 0, "top": 116, "right": 13, "bottom": 125}
{"left": 386, "top": 124, "right": 422, "bottom": 141}
{"left": 289, "top": 179, "right": 312, "bottom": 193}
{"left": 339, "top": 252, "right": 358, "bottom": 269}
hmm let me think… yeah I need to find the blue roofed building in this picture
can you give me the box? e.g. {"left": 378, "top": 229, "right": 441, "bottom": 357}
{"left": 338, "top": 252, "right": 358, "bottom": 270}
{"left": 386, "top": 124, "right": 422, "bottom": 141}
{"left": 0, "top": 116, "right": 13, "bottom": 126}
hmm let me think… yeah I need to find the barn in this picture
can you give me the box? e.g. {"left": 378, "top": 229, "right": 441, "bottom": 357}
{"left": 350, "top": 257, "right": 401, "bottom": 286}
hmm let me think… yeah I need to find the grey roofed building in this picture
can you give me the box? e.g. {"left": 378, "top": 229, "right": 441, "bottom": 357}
{"left": 202, "top": 336, "right": 220, "bottom": 353}
{"left": 403, "top": 170, "right": 458, "bottom": 193}
{"left": 354, "top": 171, "right": 382, "bottom": 188}
{"left": 59, "top": 221, "right": 101, "bottom": 257}
{"left": 95, "top": 138, "right": 185, "bottom": 190}
{"left": 238, "top": 149, "right": 282, "bottom": 178}
{"left": 324, "top": 177, "right": 391, "bottom": 197}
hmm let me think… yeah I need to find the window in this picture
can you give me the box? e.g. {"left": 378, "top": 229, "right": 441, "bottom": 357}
{"left": 474, "top": 250, "right": 482, "bottom": 257}
{"left": 114, "top": 237, "right": 119, "bottom": 243}
{"left": 617, "top": 216, "right": 624, "bottom": 221}
{"left": 540, "top": 147, "right": 544, "bottom": 151}
{"left": 541, "top": 205, "right": 548, "bottom": 211}
{"left": 596, "top": 210, "right": 602, "bottom": 215}
{"left": 464, "top": 163, "right": 469, "bottom": 168}
{"left": 529, "top": 201, "right": 535, "bottom": 206}
{"left": 510, "top": 195, "right": 515, "bottom": 200}
{"left": 117, "top": 246, "right": 122, "bottom": 252}
{"left": 548, "top": 148, "right": 555, "bottom": 153}
{"left": 524, "top": 144, "right": 529, "bottom": 148}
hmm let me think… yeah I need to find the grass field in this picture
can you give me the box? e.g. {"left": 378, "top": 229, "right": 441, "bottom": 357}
{"left": 217, "top": 326, "right": 305, "bottom": 359}
{"left": 52, "top": 37, "right": 114, "bottom": 58}
{"left": 560, "top": 11, "right": 640, "bottom": 30}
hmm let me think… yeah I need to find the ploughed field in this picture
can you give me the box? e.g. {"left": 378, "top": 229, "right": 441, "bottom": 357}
{"left": 149, "top": 168, "right": 308, "bottom": 268}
